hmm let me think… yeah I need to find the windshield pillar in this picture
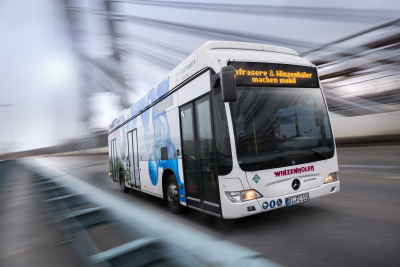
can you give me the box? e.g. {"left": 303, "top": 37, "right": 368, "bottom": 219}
{"left": 211, "top": 86, "right": 235, "bottom": 175}
{"left": 223, "top": 102, "right": 239, "bottom": 169}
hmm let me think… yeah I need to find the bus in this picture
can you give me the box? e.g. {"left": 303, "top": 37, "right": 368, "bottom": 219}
{"left": 108, "top": 41, "right": 340, "bottom": 219}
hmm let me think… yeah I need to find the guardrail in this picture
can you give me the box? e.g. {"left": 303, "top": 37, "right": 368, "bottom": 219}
{"left": 0, "top": 160, "right": 13, "bottom": 204}
{"left": 24, "top": 158, "right": 281, "bottom": 267}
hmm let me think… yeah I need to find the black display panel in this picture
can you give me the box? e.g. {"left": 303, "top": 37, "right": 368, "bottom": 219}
{"left": 229, "top": 62, "right": 320, "bottom": 88}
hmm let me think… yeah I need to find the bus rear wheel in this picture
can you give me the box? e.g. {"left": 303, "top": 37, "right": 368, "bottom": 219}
{"left": 166, "top": 175, "right": 182, "bottom": 214}
{"left": 119, "top": 170, "right": 129, "bottom": 193}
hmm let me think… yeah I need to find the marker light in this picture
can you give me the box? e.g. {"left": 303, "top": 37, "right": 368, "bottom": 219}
{"left": 225, "top": 190, "right": 262, "bottom": 203}
{"left": 109, "top": 173, "right": 112, "bottom": 175}
{"left": 325, "top": 172, "right": 338, "bottom": 183}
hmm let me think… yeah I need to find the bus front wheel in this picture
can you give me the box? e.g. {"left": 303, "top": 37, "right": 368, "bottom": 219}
{"left": 166, "top": 175, "right": 182, "bottom": 214}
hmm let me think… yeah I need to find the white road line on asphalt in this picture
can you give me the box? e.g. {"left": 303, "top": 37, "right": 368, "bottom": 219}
{"left": 2, "top": 246, "right": 34, "bottom": 258}
{"left": 339, "top": 165, "right": 400, "bottom": 169}
{"left": 339, "top": 165, "right": 400, "bottom": 176}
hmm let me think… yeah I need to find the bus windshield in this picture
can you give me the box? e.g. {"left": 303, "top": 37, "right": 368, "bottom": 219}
{"left": 230, "top": 87, "right": 334, "bottom": 171}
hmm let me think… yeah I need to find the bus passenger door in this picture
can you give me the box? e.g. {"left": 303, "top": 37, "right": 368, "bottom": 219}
{"left": 132, "top": 129, "right": 140, "bottom": 188}
{"left": 110, "top": 139, "right": 117, "bottom": 181}
{"left": 127, "top": 131, "right": 135, "bottom": 187}
{"left": 127, "top": 130, "right": 140, "bottom": 189}
{"left": 180, "top": 94, "right": 221, "bottom": 216}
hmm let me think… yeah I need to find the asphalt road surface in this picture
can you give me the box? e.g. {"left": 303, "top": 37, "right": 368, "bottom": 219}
{"left": 38, "top": 145, "right": 400, "bottom": 267}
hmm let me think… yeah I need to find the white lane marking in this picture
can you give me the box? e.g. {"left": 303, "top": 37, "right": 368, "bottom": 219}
{"left": 339, "top": 165, "right": 400, "bottom": 176}
{"left": 2, "top": 247, "right": 34, "bottom": 258}
{"left": 382, "top": 176, "right": 400, "bottom": 179}
{"left": 340, "top": 165, "right": 400, "bottom": 169}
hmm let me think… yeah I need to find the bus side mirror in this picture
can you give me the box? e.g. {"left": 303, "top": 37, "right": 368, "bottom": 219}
{"left": 212, "top": 66, "right": 237, "bottom": 102}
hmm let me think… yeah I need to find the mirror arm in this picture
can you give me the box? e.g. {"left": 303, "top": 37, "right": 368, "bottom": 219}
{"left": 212, "top": 73, "right": 220, "bottom": 88}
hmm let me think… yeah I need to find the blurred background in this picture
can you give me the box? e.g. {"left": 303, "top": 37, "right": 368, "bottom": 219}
{"left": 0, "top": 1, "right": 399, "bottom": 267}
{"left": 0, "top": 0, "right": 399, "bottom": 157}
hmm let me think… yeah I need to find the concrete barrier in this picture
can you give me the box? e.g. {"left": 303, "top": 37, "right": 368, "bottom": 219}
{"left": 331, "top": 111, "right": 400, "bottom": 139}
{"left": 51, "top": 147, "right": 108, "bottom": 156}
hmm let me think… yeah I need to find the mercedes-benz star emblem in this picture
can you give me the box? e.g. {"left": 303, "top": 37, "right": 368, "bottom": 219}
{"left": 292, "top": 179, "right": 300, "bottom": 190}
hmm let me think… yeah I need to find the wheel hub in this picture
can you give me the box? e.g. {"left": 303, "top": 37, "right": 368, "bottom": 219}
{"left": 167, "top": 184, "right": 178, "bottom": 202}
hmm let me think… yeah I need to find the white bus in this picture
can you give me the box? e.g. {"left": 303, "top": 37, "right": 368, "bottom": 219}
{"left": 108, "top": 41, "right": 340, "bottom": 219}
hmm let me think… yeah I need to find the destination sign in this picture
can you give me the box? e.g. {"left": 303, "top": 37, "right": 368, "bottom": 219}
{"left": 229, "top": 62, "right": 319, "bottom": 88}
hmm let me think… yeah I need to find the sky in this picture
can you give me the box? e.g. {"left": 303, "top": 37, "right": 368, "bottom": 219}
{"left": 0, "top": 0, "right": 78, "bottom": 152}
{"left": 0, "top": 0, "right": 399, "bottom": 153}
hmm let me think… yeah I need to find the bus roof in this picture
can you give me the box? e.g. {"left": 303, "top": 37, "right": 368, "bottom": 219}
{"left": 199, "top": 41, "right": 298, "bottom": 56}
{"left": 109, "top": 41, "right": 309, "bottom": 133}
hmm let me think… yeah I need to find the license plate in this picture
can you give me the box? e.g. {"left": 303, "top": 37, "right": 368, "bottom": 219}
{"left": 286, "top": 193, "right": 310, "bottom": 206}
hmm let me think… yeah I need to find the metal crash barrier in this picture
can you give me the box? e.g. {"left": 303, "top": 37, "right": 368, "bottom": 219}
{"left": 23, "top": 158, "right": 281, "bottom": 267}
{"left": 0, "top": 160, "right": 13, "bottom": 204}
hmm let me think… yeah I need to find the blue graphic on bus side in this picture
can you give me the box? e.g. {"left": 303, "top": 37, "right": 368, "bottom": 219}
{"left": 143, "top": 77, "right": 185, "bottom": 202}
{"left": 270, "top": 200, "right": 276, "bottom": 208}
{"left": 277, "top": 199, "right": 282, "bottom": 207}
{"left": 113, "top": 75, "right": 186, "bottom": 202}
{"left": 262, "top": 201, "right": 268, "bottom": 210}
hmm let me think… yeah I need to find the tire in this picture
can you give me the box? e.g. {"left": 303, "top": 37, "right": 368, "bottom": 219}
{"left": 119, "top": 170, "right": 129, "bottom": 193}
{"left": 166, "top": 175, "right": 182, "bottom": 214}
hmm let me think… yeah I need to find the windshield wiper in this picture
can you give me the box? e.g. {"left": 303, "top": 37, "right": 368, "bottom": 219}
{"left": 305, "top": 148, "right": 329, "bottom": 159}
{"left": 272, "top": 147, "right": 294, "bottom": 154}
{"left": 247, "top": 158, "right": 280, "bottom": 172}
{"left": 246, "top": 149, "right": 328, "bottom": 171}
{"left": 273, "top": 147, "right": 328, "bottom": 159}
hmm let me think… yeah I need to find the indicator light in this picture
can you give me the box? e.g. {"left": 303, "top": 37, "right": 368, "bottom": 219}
{"left": 325, "top": 172, "right": 338, "bottom": 183}
{"left": 225, "top": 190, "right": 262, "bottom": 203}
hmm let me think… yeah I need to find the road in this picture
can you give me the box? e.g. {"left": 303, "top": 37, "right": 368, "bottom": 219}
{"left": 38, "top": 145, "right": 400, "bottom": 267}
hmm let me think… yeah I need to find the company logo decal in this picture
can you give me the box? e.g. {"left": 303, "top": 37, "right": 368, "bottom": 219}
{"left": 277, "top": 199, "right": 282, "bottom": 207}
{"left": 262, "top": 201, "right": 268, "bottom": 210}
{"left": 181, "top": 59, "right": 196, "bottom": 74}
{"left": 292, "top": 179, "right": 301, "bottom": 190}
{"left": 270, "top": 200, "right": 276, "bottom": 208}
{"left": 274, "top": 165, "right": 314, "bottom": 177}
{"left": 253, "top": 174, "right": 260, "bottom": 184}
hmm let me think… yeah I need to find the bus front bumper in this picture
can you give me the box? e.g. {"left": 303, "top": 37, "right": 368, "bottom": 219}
{"left": 221, "top": 181, "right": 340, "bottom": 219}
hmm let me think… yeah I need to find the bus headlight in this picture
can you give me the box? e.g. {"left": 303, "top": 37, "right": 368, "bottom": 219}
{"left": 225, "top": 190, "right": 262, "bottom": 203}
{"left": 325, "top": 172, "right": 338, "bottom": 183}
{"left": 225, "top": 191, "right": 242, "bottom": 203}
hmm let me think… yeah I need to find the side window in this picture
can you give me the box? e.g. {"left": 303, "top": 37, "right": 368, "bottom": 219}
{"left": 212, "top": 87, "right": 233, "bottom": 175}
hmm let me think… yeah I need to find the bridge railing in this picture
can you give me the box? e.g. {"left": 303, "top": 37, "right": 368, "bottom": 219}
{"left": 22, "top": 158, "right": 281, "bottom": 267}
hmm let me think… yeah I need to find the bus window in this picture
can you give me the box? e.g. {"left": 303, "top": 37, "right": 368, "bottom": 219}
{"left": 230, "top": 87, "right": 334, "bottom": 171}
{"left": 212, "top": 87, "right": 232, "bottom": 175}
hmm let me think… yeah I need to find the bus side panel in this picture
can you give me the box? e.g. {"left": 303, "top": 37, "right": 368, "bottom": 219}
{"left": 139, "top": 160, "right": 159, "bottom": 195}
{"left": 138, "top": 108, "right": 161, "bottom": 195}
{"left": 157, "top": 107, "right": 185, "bottom": 203}
{"left": 177, "top": 71, "right": 210, "bottom": 106}
{"left": 137, "top": 94, "right": 184, "bottom": 200}
{"left": 177, "top": 158, "right": 185, "bottom": 205}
